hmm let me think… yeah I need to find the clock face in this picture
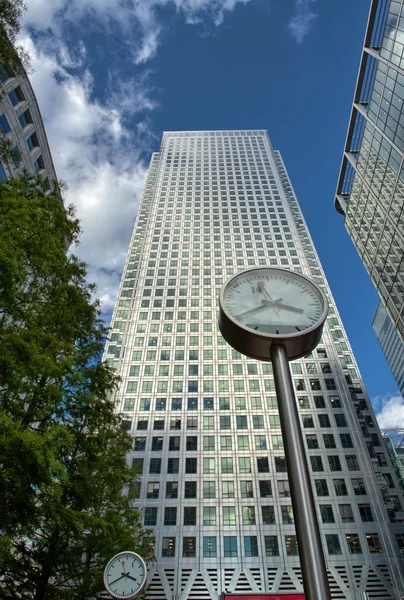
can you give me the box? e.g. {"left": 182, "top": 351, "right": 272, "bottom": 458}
{"left": 222, "top": 267, "right": 325, "bottom": 336}
{"left": 104, "top": 552, "right": 147, "bottom": 600}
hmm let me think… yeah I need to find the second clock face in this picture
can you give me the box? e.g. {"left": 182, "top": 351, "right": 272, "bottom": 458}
{"left": 223, "top": 268, "right": 324, "bottom": 336}
{"left": 104, "top": 552, "right": 146, "bottom": 600}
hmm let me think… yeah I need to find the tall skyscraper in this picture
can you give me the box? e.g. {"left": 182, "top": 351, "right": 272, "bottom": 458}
{"left": 0, "top": 63, "right": 57, "bottom": 184}
{"left": 106, "top": 130, "right": 404, "bottom": 599}
{"left": 373, "top": 301, "right": 404, "bottom": 397}
{"left": 334, "top": 0, "right": 404, "bottom": 387}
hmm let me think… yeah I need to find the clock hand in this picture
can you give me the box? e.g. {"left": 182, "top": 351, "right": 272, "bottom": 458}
{"left": 274, "top": 302, "right": 304, "bottom": 314}
{"left": 257, "top": 282, "right": 280, "bottom": 315}
{"left": 125, "top": 574, "right": 138, "bottom": 583}
{"left": 108, "top": 574, "right": 125, "bottom": 585}
{"left": 234, "top": 299, "right": 282, "bottom": 320}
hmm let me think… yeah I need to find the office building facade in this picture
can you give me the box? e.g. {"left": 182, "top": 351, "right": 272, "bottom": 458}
{"left": 334, "top": 0, "right": 404, "bottom": 346}
{"left": 0, "top": 64, "right": 57, "bottom": 185}
{"left": 106, "top": 130, "right": 404, "bottom": 599}
{"left": 373, "top": 301, "right": 404, "bottom": 396}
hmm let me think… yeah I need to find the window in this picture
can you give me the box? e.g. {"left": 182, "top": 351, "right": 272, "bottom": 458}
{"left": 204, "top": 457, "right": 216, "bottom": 474}
{"left": 224, "top": 536, "right": 237, "bottom": 557}
{"left": 203, "top": 416, "right": 214, "bottom": 430}
{"left": 155, "top": 398, "right": 166, "bottom": 411}
{"left": 328, "top": 455, "right": 342, "bottom": 471}
{"left": 144, "top": 507, "right": 157, "bottom": 525}
{"left": 352, "top": 478, "right": 366, "bottom": 495}
{"left": 318, "top": 414, "right": 331, "bottom": 428}
{"left": 366, "top": 533, "right": 382, "bottom": 553}
{"left": 302, "top": 415, "right": 314, "bottom": 428}
{"left": 187, "top": 416, "right": 198, "bottom": 429}
{"left": 278, "top": 480, "right": 290, "bottom": 497}
{"left": 169, "top": 436, "right": 180, "bottom": 451}
{"left": 340, "top": 433, "right": 353, "bottom": 448}
{"left": 203, "top": 436, "right": 215, "bottom": 451}
{"left": 184, "top": 507, "right": 197, "bottom": 526}
{"left": 204, "top": 397, "right": 214, "bottom": 410}
{"left": 203, "top": 481, "right": 215, "bottom": 499}
{"left": 152, "top": 437, "right": 163, "bottom": 451}
{"left": 257, "top": 457, "right": 269, "bottom": 473}
{"left": 172, "top": 398, "right": 182, "bottom": 410}
{"left": 220, "top": 415, "right": 231, "bottom": 429}
{"left": 285, "top": 535, "right": 298, "bottom": 556}
{"left": 315, "top": 480, "right": 329, "bottom": 496}
{"left": 281, "top": 505, "right": 294, "bottom": 524}
{"left": 305, "top": 434, "right": 318, "bottom": 449}
{"left": 326, "top": 534, "right": 342, "bottom": 555}
{"left": 203, "top": 536, "right": 217, "bottom": 557}
{"left": 186, "top": 436, "right": 198, "bottom": 451}
{"left": 134, "top": 437, "right": 146, "bottom": 451}
{"left": 0, "top": 162, "right": 7, "bottom": 180}
{"left": 223, "top": 507, "right": 236, "bottom": 525}
{"left": 359, "top": 504, "right": 374, "bottom": 522}
{"left": 185, "top": 458, "right": 197, "bottom": 474}
{"left": 184, "top": 481, "right": 197, "bottom": 498}
{"left": 222, "top": 481, "right": 235, "bottom": 498}
{"left": 264, "top": 536, "right": 279, "bottom": 556}
{"left": 322, "top": 434, "right": 335, "bottom": 449}
{"left": 0, "top": 114, "right": 10, "bottom": 134}
{"left": 346, "top": 533, "right": 362, "bottom": 554}
{"left": 259, "top": 480, "right": 272, "bottom": 498}
{"left": 8, "top": 85, "right": 24, "bottom": 106}
{"left": 339, "top": 504, "right": 354, "bottom": 523}
{"left": 236, "top": 415, "right": 248, "bottom": 429}
{"left": 183, "top": 537, "right": 196, "bottom": 557}
{"left": 335, "top": 413, "right": 347, "bottom": 427}
{"left": 237, "top": 479, "right": 252, "bottom": 498}
{"left": 244, "top": 536, "right": 259, "bottom": 557}
{"left": 346, "top": 455, "right": 360, "bottom": 471}
{"left": 26, "top": 132, "right": 39, "bottom": 151}
{"left": 162, "top": 537, "right": 176, "bottom": 557}
{"left": 147, "top": 482, "right": 160, "bottom": 498}
{"left": 253, "top": 415, "right": 264, "bottom": 429}
{"left": 320, "top": 505, "right": 334, "bottom": 523}
{"left": 166, "top": 482, "right": 178, "bottom": 499}
{"left": 242, "top": 506, "right": 256, "bottom": 525}
{"left": 333, "top": 479, "right": 347, "bottom": 496}
{"left": 164, "top": 507, "right": 177, "bottom": 526}
{"left": 167, "top": 458, "right": 179, "bottom": 474}
{"left": 239, "top": 457, "right": 251, "bottom": 473}
{"left": 310, "top": 456, "right": 323, "bottom": 472}
{"left": 203, "top": 507, "right": 216, "bottom": 526}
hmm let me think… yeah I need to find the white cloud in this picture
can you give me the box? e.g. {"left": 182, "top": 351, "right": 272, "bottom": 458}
{"left": 20, "top": 35, "right": 151, "bottom": 313}
{"left": 288, "top": 0, "right": 318, "bottom": 44}
{"left": 374, "top": 394, "right": 404, "bottom": 430}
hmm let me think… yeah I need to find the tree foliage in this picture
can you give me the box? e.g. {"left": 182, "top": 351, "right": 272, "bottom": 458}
{"left": 0, "top": 0, "right": 30, "bottom": 75}
{"left": 0, "top": 176, "right": 152, "bottom": 600}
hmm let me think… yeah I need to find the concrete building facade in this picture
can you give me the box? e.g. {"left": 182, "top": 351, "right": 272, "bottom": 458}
{"left": 106, "top": 130, "right": 404, "bottom": 599}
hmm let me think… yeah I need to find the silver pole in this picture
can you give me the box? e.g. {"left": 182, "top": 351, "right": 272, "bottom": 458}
{"left": 270, "top": 343, "right": 331, "bottom": 600}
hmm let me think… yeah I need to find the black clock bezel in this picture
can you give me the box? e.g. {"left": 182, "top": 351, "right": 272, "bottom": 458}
{"left": 219, "top": 266, "right": 328, "bottom": 361}
{"left": 104, "top": 551, "right": 147, "bottom": 600}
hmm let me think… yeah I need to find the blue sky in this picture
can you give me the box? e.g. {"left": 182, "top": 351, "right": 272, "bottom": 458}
{"left": 20, "top": 0, "right": 403, "bottom": 424}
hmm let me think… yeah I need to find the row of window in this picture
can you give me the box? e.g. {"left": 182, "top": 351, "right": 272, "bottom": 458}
{"left": 132, "top": 453, "right": 362, "bottom": 474}
{"left": 123, "top": 378, "right": 339, "bottom": 394}
{"left": 143, "top": 503, "right": 375, "bottom": 527}
{"left": 152, "top": 532, "right": 383, "bottom": 558}
{"left": 133, "top": 467, "right": 370, "bottom": 500}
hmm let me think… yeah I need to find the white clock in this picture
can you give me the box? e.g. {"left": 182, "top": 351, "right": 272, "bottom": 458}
{"left": 219, "top": 267, "right": 328, "bottom": 361}
{"left": 104, "top": 551, "right": 147, "bottom": 600}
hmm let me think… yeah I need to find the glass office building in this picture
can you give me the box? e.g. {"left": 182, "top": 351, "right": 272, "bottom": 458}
{"left": 106, "top": 130, "right": 404, "bottom": 599}
{"left": 373, "top": 301, "right": 404, "bottom": 396}
{"left": 334, "top": 0, "right": 404, "bottom": 345}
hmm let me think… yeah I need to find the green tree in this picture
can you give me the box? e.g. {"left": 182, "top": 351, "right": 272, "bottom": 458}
{"left": 0, "top": 0, "right": 30, "bottom": 75}
{"left": 0, "top": 176, "right": 152, "bottom": 599}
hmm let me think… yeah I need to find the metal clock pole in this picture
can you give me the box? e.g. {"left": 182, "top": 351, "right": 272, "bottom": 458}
{"left": 271, "top": 343, "right": 331, "bottom": 600}
{"left": 219, "top": 267, "right": 333, "bottom": 600}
